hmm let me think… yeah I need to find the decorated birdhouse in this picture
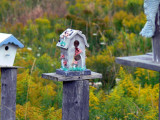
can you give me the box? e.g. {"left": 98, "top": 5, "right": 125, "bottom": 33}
{"left": 56, "top": 28, "right": 91, "bottom": 76}
{"left": 0, "top": 33, "right": 24, "bottom": 66}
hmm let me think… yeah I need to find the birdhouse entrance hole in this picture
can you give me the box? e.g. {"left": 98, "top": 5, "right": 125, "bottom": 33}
{"left": 74, "top": 40, "right": 79, "bottom": 48}
{"left": 5, "top": 46, "right": 9, "bottom": 51}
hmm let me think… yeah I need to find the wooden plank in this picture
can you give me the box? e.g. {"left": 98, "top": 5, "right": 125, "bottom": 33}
{"left": 146, "top": 52, "right": 152, "bottom": 56}
{"left": 42, "top": 72, "right": 102, "bottom": 81}
{"left": 116, "top": 54, "right": 160, "bottom": 72}
{"left": 1, "top": 68, "right": 17, "bottom": 120}
{"left": 0, "top": 66, "right": 23, "bottom": 68}
{"left": 62, "top": 80, "right": 89, "bottom": 120}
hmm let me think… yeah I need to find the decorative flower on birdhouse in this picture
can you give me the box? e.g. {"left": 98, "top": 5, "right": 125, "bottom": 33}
{"left": 63, "top": 60, "right": 67, "bottom": 66}
{"left": 61, "top": 55, "right": 65, "bottom": 59}
{"left": 56, "top": 28, "right": 91, "bottom": 76}
{"left": 73, "top": 60, "right": 78, "bottom": 67}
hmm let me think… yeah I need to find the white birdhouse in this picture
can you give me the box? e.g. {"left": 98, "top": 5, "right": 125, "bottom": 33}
{"left": 56, "top": 28, "right": 91, "bottom": 76}
{"left": 0, "top": 33, "right": 24, "bottom": 66}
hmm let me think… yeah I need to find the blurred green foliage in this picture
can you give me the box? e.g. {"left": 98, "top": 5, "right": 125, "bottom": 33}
{"left": 0, "top": 0, "right": 158, "bottom": 119}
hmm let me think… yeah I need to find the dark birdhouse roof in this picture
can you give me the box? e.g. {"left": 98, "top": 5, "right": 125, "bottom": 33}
{"left": 0, "top": 33, "right": 24, "bottom": 48}
{"left": 56, "top": 29, "right": 89, "bottom": 49}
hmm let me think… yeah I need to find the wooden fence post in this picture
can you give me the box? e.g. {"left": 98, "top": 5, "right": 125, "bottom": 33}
{"left": 152, "top": 4, "right": 160, "bottom": 120}
{"left": 62, "top": 80, "right": 89, "bottom": 120}
{"left": 152, "top": 4, "right": 160, "bottom": 63}
{"left": 1, "top": 67, "right": 18, "bottom": 120}
{"left": 42, "top": 72, "right": 102, "bottom": 120}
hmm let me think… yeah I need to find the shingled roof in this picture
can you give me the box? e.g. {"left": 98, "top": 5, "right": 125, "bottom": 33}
{"left": 0, "top": 33, "right": 24, "bottom": 48}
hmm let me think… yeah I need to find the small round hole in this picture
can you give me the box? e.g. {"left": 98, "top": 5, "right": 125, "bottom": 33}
{"left": 74, "top": 40, "right": 79, "bottom": 48}
{"left": 5, "top": 46, "right": 9, "bottom": 51}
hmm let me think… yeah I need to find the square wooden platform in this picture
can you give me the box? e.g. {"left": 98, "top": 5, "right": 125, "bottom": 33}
{"left": 0, "top": 66, "right": 23, "bottom": 68}
{"left": 42, "top": 72, "right": 102, "bottom": 81}
{"left": 116, "top": 53, "right": 160, "bottom": 72}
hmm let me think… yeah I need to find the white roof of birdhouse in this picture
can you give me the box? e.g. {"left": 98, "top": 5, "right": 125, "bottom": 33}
{"left": 0, "top": 33, "right": 24, "bottom": 48}
{"left": 56, "top": 29, "right": 89, "bottom": 49}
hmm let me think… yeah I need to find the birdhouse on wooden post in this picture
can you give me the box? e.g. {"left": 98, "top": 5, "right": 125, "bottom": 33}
{"left": 42, "top": 28, "right": 102, "bottom": 120}
{"left": 56, "top": 28, "right": 91, "bottom": 76}
{"left": 0, "top": 33, "right": 24, "bottom": 66}
{"left": 0, "top": 33, "right": 24, "bottom": 120}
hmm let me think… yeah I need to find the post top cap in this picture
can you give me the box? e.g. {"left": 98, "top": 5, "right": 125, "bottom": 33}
{"left": 0, "top": 66, "right": 24, "bottom": 68}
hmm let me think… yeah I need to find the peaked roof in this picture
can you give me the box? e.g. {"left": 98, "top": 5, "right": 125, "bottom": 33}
{"left": 57, "top": 29, "right": 89, "bottom": 49}
{"left": 0, "top": 33, "right": 24, "bottom": 48}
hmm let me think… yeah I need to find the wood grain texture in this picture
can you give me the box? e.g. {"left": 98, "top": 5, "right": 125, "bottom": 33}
{"left": 159, "top": 72, "right": 160, "bottom": 120}
{"left": 153, "top": 5, "right": 160, "bottom": 120}
{"left": 116, "top": 54, "right": 160, "bottom": 72}
{"left": 146, "top": 52, "right": 152, "bottom": 56}
{"left": 152, "top": 8, "right": 160, "bottom": 63}
{"left": 42, "top": 72, "right": 102, "bottom": 81}
{"left": 62, "top": 80, "right": 89, "bottom": 120}
{"left": 1, "top": 68, "right": 17, "bottom": 120}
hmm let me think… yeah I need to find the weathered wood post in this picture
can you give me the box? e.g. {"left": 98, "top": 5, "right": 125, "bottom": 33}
{"left": 0, "top": 33, "right": 24, "bottom": 120}
{"left": 152, "top": 5, "right": 160, "bottom": 119}
{"left": 1, "top": 67, "right": 18, "bottom": 120}
{"left": 42, "top": 72, "right": 102, "bottom": 120}
{"left": 152, "top": 4, "right": 160, "bottom": 63}
{"left": 62, "top": 80, "right": 89, "bottom": 120}
{"left": 116, "top": 3, "right": 160, "bottom": 120}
